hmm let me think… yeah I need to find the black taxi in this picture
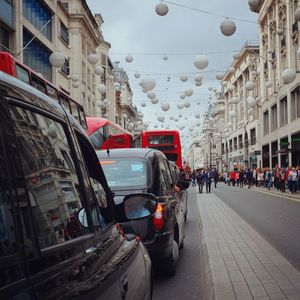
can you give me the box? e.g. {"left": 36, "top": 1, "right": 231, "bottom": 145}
{"left": 0, "top": 71, "right": 156, "bottom": 300}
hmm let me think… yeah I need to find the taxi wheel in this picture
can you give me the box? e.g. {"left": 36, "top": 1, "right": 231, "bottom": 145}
{"left": 163, "top": 240, "right": 179, "bottom": 276}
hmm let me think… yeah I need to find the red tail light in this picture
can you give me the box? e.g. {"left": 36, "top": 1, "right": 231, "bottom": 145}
{"left": 153, "top": 204, "right": 164, "bottom": 230}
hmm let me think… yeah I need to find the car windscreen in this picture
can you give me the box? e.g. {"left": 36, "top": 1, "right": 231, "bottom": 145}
{"left": 99, "top": 158, "right": 149, "bottom": 190}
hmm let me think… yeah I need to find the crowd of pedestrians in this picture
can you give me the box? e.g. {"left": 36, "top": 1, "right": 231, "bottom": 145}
{"left": 221, "top": 166, "right": 300, "bottom": 195}
{"left": 190, "top": 169, "right": 219, "bottom": 194}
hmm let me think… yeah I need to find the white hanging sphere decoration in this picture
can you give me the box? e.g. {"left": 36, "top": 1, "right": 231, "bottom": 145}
{"left": 69, "top": 74, "right": 80, "bottom": 82}
{"left": 122, "top": 113, "right": 128, "bottom": 119}
{"left": 72, "top": 81, "right": 80, "bottom": 88}
{"left": 216, "top": 73, "right": 224, "bottom": 80}
{"left": 140, "top": 77, "right": 156, "bottom": 92}
{"left": 295, "top": 7, "right": 300, "bottom": 22}
{"left": 151, "top": 98, "right": 159, "bottom": 104}
{"left": 128, "top": 122, "right": 135, "bottom": 130}
{"left": 245, "top": 81, "right": 255, "bottom": 91}
{"left": 97, "top": 84, "right": 107, "bottom": 94}
{"left": 103, "top": 99, "right": 109, "bottom": 104}
{"left": 229, "top": 111, "right": 237, "bottom": 119}
{"left": 248, "top": 0, "right": 260, "bottom": 10}
{"left": 163, "top": 55, "right": 168, "bottom": 61}
{"left": 178, "top": 114, "right": 183, "bottom": 118}
{"left": 177, "top": 103, "right": 184, "bottom": 110}
{"left": 208, "top": 87, "right": 213, "bottom": 91}
{"left": 141, "top": 102, "right": 147, "bottom": 107}
{"left": 220, "top": 18, "right": 236, "bottom": 36}
{"left": 96, "top": 100, "right": 103, "bottom": 108}
{"left": 184, "top": 88, "right": 193, "bottom": 97}
{"left": 49, "top": 51, "right": 65, "bottom": 68}
{"left": 161, "top": 102, "right": 170, "bottom": 112}
{"left": 134, "top": 72, "right": 141, "bottom": 79}
{"left": 155, "top": 2, "right": 169, "bottom": 16}
{"left": 87, "top": 53, "right": 99, "bottom": 65}
{"left": 113, "top": 82, "right": 121, "bottom": 90}
{"left": 233, "top": 53, "right": 239, "bottom": 60}
{"left": 180, "top": 94, "right": 186, "bottom": 100}
{"left": 194, "top": 74, "right": 203, "bottom": 82}
{"left": 221, "top": 80, "right": 228, "bottom": 86}
{"left": 125, "top": 55, "right": 133, "bottom": 63}
{"left": 266, "top": 81, "right": 273, "bottom": 88}
{"left": 247, "top": 96, "right": 257, "bottom": 108}
{"left": 180, "top": 74, "right": 188, "bottom": 82}
{"left": 231, "top": 97, "right": 239, "bottom": 104}
{"left": 157, "top": 115, "right": 165, "bottom": 122}
{"left": 195, "top": 82, "right": 202, "bottom": 87}
{"left": 154, "top": 125, "right": 158, "bottom": 129}
{"left": 281, "top": 68, "right": 296, "bottom": 84}
{"left": 227, "top": 84, "right": 235, "bottom": 92}
{"left": 147, "top": 91, "right": 156, "bottom": 99}
{"left": 229, "top": 67, "right": 236, "bottom": 74}
{"left": 170, "top": 116, "right": 174, "bottom": 120}
{"left": 184, "top": 101, "right": 191, "bottom": 108}
{"left": 194, "top": 54, "right": 209, "bottom": 70}
{"left": 195, "top": 113, "right": 200, "bottom": 119}
{"left": 94, "top": 65, "right": 104, "bottom": 76}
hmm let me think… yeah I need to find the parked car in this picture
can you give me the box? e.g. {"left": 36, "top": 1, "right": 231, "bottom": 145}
{"left": 0, "top": 71, "right": 157, "bottom": 300}
{"left": 97, "top": 148, "right": 189, "bottom": 276}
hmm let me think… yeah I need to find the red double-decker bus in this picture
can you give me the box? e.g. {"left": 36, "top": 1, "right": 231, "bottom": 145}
{"left": 0, "top": 51, "right": 87, "bottom": 129}
{"left": 87, "top": 117, "right": 133, "bottom": 150}
{"left": 138, "top": 130, "right": 183, "bottom": 169}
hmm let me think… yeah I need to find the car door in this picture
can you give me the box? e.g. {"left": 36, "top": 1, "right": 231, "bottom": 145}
{"left": 74, "top": 132, "right": 151, "bottom": 300}
{"left": 0, "top": 98, "right": 36, "bottom": 299}
{"left": 5, "top": 98, "right": 150, "bottom": 299}
{"left": 163, "top": 160, "right": 185, "bottom": 242}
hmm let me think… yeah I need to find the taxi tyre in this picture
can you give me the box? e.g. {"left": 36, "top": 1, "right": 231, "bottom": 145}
{"left": 163, "top": 239, "right": 179, "bottom": 276}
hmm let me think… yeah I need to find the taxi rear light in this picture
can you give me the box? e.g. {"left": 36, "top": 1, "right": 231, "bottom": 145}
{"left": 99, "top": 160, "right": 116, "bottom": 165}
{"left": 153, "top": 204, "right": 164, "bottom": 230}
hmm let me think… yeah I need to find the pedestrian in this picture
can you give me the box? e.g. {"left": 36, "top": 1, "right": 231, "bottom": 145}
{"left": 288, "top": 167, "right": 298, "bottom": 194}
{"left": 279, "top": 168, "right": 286, "bottom": 193}
{"left": 239, "top": 169, "right": 244, "bottom": 188}
{"left": 204, "top": 170, "right": 212, "bottom": 193}
{"left": 245, "top": 168, "right": 253, "bottom": 188}
{"left": 230, "top": 170, "right": 236, "bottom": 186}
{"left": 197, "top": 171, "right": 204, "bottom": 194}
{"left": 213, "top": 170, "right": 219, "bottom": 188}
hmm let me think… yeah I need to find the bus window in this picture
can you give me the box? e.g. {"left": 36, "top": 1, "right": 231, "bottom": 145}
{"left": 79, "top": 107, "right": 87, "bottom": 129}
{"left": 59, "top": 92, "right": 71, "bottom": 114}
{"left": 31, "top": 74, "right": 46, "bottom": 93}
{"left": 16, "top": 64, "right": 30, "bottom": 84}
{"left": 70, "top": 100, "right": 79, "bottom": 122}
{"left": 46, "top": 83, "right": 59, "bottom": 102}
{"left": 148, "top": 135, "right": 174, "bottom": 145}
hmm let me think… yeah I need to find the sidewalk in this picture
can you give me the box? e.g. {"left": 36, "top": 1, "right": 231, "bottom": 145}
{"left": 250, "top": 186, "right": 300, "bottom": 201}
{"left": 196, "top": 190, "right": 300, "bottom": 300}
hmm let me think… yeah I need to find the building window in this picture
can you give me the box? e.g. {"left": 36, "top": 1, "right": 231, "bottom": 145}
{"left": 238, "top": 135, "right": 243, "bottom": 149}
{"left": 279, "top": 97, "right": 288, "bottom": 127}
{"left": 229, "top": 140, "right": 232, "bottom": 152}
{"left": 0, "top": 0, "right": 13, "bottom": 28}
{"left": 291, "top": 87, "right": 300, "bottom": 121}
{"left": 23, "top": 29, "right": 52, "bottom": 81}
{"left": 0, "top": 27, "right": 10, "bottom": 52}
{"left": 250, "top": 128, "right": 256, "bottom": 145}
{"left": 22, "top": 0, "right": 52, "bottom": 41}
{"left": 263, "top": 110, "right": 269, "bottom": 135}
{"left": 60, "top": 21, "right": 69, "bottom": 45}
{"left": 271, "top": 104, "right": 277, "bottom": 131}
{"left": 233, "top": 137, "right": 237, "bottom": 151}
{"left": 61, "top": 58, "right": 69, "bottom": 76}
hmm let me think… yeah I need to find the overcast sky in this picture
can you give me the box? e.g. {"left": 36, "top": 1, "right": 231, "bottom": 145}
{"left": 86, "top": 0, "right": 259, "bottom": 152}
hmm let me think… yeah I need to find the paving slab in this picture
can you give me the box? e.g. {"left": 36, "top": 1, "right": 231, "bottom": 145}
{"left": 196, "top": 191, "right": 300, "bottom": 300}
